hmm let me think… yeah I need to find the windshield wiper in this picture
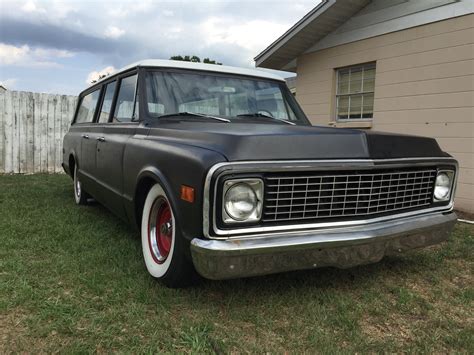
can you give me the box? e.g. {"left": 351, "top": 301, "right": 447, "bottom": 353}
{"left": 236, "top": 113, "right": 296, "bottom": 125}
{"left": 158, "top": 111, "right": 230, "bottom": 123}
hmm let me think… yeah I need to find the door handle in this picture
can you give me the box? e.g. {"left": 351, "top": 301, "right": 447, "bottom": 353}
{"left": 81, "top": 134, "right": 89, "bottom": 139}
{"left": 97, "top": 137, "right": 106, "bottom": 142}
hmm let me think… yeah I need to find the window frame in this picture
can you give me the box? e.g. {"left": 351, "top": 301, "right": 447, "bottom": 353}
{"left": 72, "top": 68, "right": 141, "bottom": 126}
{"left": 335, "top": 62, "right": 376, "bottom": 122}
{"left": 96, "top": 79, "right": 118, "bottom": 124}
{"left": 141, "top": 68, "right": 311, "bottom": 125}
{"left": 110, "top": 71, "right": 140, "bottom": 124}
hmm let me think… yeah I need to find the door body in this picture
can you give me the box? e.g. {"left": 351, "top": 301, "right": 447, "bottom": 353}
{"left": 79, "top": 124, "right": 103, "bottom": 197}
{"left": 95, "top": 124, "right": 136, "bottom": 217}
{"left": 73, "top": 88, "right": 102, "bottom": 197}
{"left": 94, "top": 72, "right": 139, "bottom": 219}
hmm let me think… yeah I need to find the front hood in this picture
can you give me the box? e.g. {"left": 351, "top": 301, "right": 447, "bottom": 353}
{"left": 146, "top": 121, "right": 446, "bottom": 161}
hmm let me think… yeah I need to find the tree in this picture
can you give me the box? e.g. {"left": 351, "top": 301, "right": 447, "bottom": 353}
{"left": 170, "top": 55, "right": 222, "bottom": 65}
{"left": 91, "top": 73, "right": 110, "bottom": 84}
{"left": 203, "top": 58, "right": 222, "bottom": 65}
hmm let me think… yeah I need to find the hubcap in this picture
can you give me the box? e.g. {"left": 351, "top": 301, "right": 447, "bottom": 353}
{"left": 148, "top": 197, "right": 173, "bottom": 264}
{"left": 75, "top": 168, "right": 81, "bottom": 198}
{"left": 76, "top": 179, "right": 81, "bottom": 198}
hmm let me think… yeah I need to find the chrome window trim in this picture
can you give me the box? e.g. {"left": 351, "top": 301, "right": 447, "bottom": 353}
{"left": 203, "top": 158, "right": 458, "bottom": 240}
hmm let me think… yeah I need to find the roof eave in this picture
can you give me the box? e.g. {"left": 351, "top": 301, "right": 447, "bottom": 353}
{"left": 255, "top": 0, "right": 371, "bottom": 70}
{"left": 254, "top": 0, "right": 334, "bottom": 68}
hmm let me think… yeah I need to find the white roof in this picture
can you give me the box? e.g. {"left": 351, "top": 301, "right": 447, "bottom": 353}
{"left": 94, "top": 59, "right": 285, "bottom": 86}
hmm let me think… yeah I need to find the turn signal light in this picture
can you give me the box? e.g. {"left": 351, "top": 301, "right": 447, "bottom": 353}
{"left": 180, "top": 185, "right": 195, "bottom": 203}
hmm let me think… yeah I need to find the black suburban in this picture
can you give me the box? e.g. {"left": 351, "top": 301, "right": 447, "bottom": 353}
{"left": 62, "top": 60, "right": 458, "bottom": 287}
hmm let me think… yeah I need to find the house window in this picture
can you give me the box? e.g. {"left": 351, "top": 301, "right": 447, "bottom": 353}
{"left": 336, "top": 63, "right": 375, "bottom": 120}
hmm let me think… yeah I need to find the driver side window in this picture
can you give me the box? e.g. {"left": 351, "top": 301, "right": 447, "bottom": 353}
{"left": 256, "top": 87, "right": 290, "bottom": 120}
{"left": 113, "top": 74, "right": 138, "bottom": 122}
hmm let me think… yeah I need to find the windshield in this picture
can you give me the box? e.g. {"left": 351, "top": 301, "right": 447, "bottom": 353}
{"left": 144, "top": 70, "right": 309, "bottom": 124}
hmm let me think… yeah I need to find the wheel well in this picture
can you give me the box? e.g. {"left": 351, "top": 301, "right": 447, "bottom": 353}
{"left": 134, "top": 177, "right": 157, "bottom": 229}
{"left": 69, "top": 155, "right": 76, "bottom": 178}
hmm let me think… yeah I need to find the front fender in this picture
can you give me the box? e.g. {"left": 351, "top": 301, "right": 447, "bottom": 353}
{"left": 132, "top": 166, "right": 180, "bottom": 226}
{"left": 123, "top": 137, "right": 227, "bottom": 242}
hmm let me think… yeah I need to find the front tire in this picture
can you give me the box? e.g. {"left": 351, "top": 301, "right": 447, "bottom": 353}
{"left": 74, "top": 163, "right": 90, "bottom": 205}
{"left": 141, "top": 184, "right": 198, "bottom": 288}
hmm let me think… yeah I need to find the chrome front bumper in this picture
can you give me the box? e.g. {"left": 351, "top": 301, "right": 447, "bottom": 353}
{"left": 190, "top": 212, "right": 457, "bottom": 280}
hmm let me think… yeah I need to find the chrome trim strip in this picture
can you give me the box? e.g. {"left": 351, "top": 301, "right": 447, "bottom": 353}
{"left": 202, "top": 158, "right": 458, "bottom": 239}
{"left": 192, "top": 211, "right": 457, "bottom": 280}
{"left": 196, "top": 211, "right": 456, "bottom": 253}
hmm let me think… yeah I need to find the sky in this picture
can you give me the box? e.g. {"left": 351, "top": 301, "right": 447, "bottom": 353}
{"left": 0, "top": 0, "right": 318, "bottom": 95}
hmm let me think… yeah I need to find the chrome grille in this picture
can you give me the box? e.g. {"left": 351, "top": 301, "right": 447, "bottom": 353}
{"left": 263, "top": 168, "right": 437, "bottom": 223}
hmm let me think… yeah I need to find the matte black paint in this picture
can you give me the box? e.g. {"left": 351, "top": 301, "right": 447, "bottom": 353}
{"left": 144, "top": 121, "right": 446, "bottom": 160}
{"left": 62, "top": 65, "right": 450, "bottom": 252}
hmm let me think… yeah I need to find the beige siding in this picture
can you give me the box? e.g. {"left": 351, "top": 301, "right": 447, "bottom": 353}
{"left": 296, "top": 14, "right": 474, "bottom": 213}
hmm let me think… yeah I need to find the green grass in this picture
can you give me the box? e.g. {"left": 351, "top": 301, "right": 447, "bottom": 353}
{"left": 1, "top": 174, "right": 473, "bottom": 353}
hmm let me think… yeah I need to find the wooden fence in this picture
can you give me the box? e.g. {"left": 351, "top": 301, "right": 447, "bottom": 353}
{"left": 0, "top": 90, "right": 77, "bottom": 174}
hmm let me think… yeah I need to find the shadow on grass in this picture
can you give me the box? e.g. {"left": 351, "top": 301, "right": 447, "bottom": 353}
{"left": 197, "top": 256, "right": 418, "bottom": 295}
{"left": 83, "top": 198, "right": 430, "bottom": 294}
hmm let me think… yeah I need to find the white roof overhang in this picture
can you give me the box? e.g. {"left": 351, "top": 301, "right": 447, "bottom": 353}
{"left": 254, "top": 0, "right": 370, "bottom": 71}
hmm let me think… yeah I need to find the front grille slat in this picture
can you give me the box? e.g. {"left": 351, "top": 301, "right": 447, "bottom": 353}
{"left": 266, "top": 185, "right": 434, "bottom": 201}
{"left": 266, "top": 191, "right": 434, "bottom": 209}
{"left": 262, "top": 168, "right": 437, "bottom": 224}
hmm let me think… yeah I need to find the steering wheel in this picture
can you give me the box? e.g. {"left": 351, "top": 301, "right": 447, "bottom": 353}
{"left": 257, "top": 109, "right": 274, "bottom": 118}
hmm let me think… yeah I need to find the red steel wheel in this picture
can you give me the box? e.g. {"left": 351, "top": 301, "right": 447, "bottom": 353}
{"left": 141, "top": 183, "right": 199, "bottom": 287}
{"left": 148, "top": 197, "right": 173, "bottom": 264}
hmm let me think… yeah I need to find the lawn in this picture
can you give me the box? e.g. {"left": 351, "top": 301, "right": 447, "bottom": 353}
{"left": 1, "top": 174, "right": 473, "bottom": 353}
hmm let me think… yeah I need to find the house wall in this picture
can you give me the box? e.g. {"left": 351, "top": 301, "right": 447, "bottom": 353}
{"left": 307, "top": 0, "right": 473, "bottom": 53}
{"left": 296, "top": 14, "right": 474, "bottom": 213}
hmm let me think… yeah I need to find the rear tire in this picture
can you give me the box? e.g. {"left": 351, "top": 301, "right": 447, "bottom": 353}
{"left": 141, "top": 184, "right": 198, "bottom": 288}
{"left": 74, "top": 163, "right": 90, "bottom": 205}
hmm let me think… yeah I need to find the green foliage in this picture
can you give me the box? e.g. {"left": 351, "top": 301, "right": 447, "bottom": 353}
{"left": 0, "top": 174, "right": 472, "bottom": 353}
{"left": 170, "top": 55, "right": 222, "bottom": 65}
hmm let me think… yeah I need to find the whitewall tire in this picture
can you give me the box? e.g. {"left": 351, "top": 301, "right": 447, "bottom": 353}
{"left": 74, "top": 163, "right": 89, "bottom": 205}
{"left": 141, "top": 183, "right": 198, "bottom": 287}
{"left": 141, "top": 184, "right": 175, "bottom": 278}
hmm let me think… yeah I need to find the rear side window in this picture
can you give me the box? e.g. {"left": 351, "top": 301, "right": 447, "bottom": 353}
{"left": 76, "top": 89, "right": 100, "bottom": 124}
{"left": 98, "top": 81, "right": 116, "bottom": 123}
{"left": 113, "top": 74, "right": 138, "bottom": 122}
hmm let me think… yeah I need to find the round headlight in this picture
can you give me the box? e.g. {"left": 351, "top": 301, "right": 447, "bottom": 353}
{"left": 224, "top": 183, "right": 257, "bottom": 221}
{"left": 434, "top": 172, "right": 451, "bottom": 201}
